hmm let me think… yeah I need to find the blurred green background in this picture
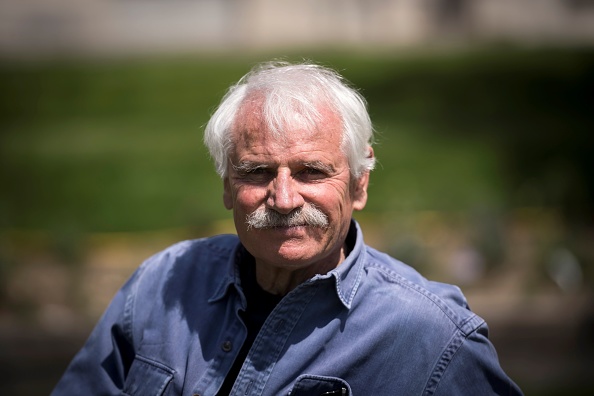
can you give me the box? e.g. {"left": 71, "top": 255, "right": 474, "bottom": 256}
{"left": 2, "top": 49, "right": 592, "bottom": 231}
{"left": 1, "top": 48, "right": 593, "bottom": 394}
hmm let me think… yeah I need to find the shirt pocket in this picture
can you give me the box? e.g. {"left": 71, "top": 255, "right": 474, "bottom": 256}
{"left": 289, "top": 374, "right": 351, "bottom": 396}
{"left": 122, "top": 354, "right": 175, "bottom": 396}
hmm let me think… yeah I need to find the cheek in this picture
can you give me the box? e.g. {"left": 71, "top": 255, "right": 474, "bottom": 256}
{"left": 234, "top": 186, "right": 268, "bottom": 210}
{"left": 305, "top": 185, "right": 350, "bottom": 213}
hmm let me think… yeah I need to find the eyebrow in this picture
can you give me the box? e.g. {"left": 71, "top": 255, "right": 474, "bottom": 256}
{"left": 232, "top": 161, "right": 269, "bottom": 173}
{"left": 231, "top": 160, "right": 335, "bottom": 174}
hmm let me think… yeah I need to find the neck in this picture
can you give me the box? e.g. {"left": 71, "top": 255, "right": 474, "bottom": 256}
{"left": 255, "top": 245, "right": 346, "bottom": 296}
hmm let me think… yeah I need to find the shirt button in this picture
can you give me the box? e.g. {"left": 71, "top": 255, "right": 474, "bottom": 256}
{"left": 221, "top": 340, "right": 233, "bottom": 352}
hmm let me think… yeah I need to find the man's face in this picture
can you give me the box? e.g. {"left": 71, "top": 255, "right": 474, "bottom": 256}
{"left": 223, "top": 99, "right": 369, "bottom": 274}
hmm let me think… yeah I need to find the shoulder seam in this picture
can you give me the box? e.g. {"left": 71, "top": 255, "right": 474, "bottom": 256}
{"left": 364, "top": 261, "right": 481, "bottom": 335}
{"left": 422, "top": 328, "right": 467, "bottom": 395}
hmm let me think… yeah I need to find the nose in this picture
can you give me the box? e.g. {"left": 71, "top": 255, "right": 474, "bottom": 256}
{"left": 266, "top": 169, "right": 304, "bottom": 214}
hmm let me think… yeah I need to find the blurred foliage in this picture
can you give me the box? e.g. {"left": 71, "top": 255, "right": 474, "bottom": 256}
{"left": 0, "top": 48, "right": 592, "bottom": 234}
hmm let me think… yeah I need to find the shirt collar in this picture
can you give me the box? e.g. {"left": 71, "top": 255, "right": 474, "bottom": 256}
{"left": 208, "top": 242, "right": 244, "bottom": 304}
{"left": 209, "top": 219, "right": 366, "bottom": 310}
{"left": 309, "top": 219, "right": 365, "bottom": 310}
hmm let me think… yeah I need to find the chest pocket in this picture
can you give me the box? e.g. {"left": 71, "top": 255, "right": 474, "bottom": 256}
{"left": 289, "top": 374, "right": 351, "bottom": 396}
{"left": 122, "top": 354, "right": 175, "bottom": 396}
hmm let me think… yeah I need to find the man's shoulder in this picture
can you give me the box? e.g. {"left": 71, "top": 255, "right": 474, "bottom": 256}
{"left": 119, "top": 234, "right": 240, "bottom": 302}
{"left": 361, "top": 245, "right": 483, "bottom": 335}
{"left": 134, "top": 234, "right": 240, "bottom": 278}
{"left": 151, "top": 234, "right": 239, "bottom": 261}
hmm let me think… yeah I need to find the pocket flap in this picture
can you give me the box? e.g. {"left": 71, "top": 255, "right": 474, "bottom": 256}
{"left": 123, "top": 355, "right": 174, "bottom": 396}
{"left": 290, "top": 374, "right": 351, "bottom": 395}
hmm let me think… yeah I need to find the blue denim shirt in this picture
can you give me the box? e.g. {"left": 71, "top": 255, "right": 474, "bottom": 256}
{"left": 53, "top": 221, "right": 522, "bottom": 395}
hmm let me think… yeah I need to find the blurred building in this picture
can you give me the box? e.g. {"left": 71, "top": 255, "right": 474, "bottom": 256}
{"left": 0, "top": 0, "right": 593, "bottom": 58}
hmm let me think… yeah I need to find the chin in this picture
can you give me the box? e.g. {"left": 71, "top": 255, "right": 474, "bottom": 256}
{"left": 247, "top": 239, "right": 321, "bottom": 266}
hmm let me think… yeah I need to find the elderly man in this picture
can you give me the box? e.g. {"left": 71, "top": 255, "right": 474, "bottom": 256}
{"left": 53, "top": 61, "right": 522, "bottom": 395}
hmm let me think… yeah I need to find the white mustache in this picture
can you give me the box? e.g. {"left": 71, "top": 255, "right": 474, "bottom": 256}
{"left": 246, "top": 204, "right": 329, "bottom": 230}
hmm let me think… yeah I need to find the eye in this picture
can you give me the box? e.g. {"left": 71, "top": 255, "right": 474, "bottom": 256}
{"left": 237, "top": 167, "right": 274, "bottom": 184}
{"left": 303, "top": 168, "right": 323, "bottom": 175}
{"left": 298, "top": 166, "right": 327, "bottom": 181}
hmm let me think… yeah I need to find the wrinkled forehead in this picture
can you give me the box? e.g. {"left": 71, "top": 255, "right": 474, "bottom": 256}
{"left": 231, "top": 92, "right": 342, "bottom": 146}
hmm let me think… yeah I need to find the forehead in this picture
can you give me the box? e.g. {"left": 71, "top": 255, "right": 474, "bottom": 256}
{"left": 231, "top": 95, "right": 343, "bottom": 151}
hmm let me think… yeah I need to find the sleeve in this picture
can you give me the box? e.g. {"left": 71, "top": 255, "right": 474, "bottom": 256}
{"left": 51, "top": 266, "right": 142, "bottom": 395}
{"left": 428, "top": 323, "right": 524, "bottom": 396}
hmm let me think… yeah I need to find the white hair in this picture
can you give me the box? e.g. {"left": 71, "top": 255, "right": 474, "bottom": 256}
{"left": 204, "top": 61, "right": 375, "bottom": 178}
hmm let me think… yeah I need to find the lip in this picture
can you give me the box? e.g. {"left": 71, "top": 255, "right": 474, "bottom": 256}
{"left": 261, "top": 225, "right": 309, "bottom": 237}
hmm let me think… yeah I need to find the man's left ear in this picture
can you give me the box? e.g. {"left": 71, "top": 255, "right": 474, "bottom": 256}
{"left": 352, "top": 147, "right": 373, "bottom": 211}
{"left": 352, "top": 172, "right": 369, "bottom": 211}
